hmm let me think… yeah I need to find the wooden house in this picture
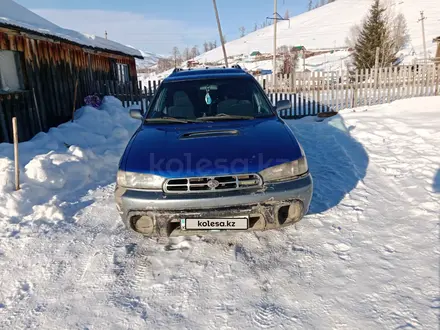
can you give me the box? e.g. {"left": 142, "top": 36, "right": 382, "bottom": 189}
{"left": 0, "top": 0, "right": 143, "bottom": 143}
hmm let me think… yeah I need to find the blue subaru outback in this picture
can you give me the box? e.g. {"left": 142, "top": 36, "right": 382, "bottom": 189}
{"left": 115, "top": 66, "right": 313, "bottom": 237}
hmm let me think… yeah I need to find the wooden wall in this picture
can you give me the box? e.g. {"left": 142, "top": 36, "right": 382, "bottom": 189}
{"left": 0, "top": 26, "right": 138, "bottom": 143}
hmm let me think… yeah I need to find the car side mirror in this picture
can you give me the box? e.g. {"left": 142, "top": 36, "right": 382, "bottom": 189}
{"left": 275, "top": 100, "right": 292, "bottom": 112}
{"left": 130, "top": 109, "right": 143, "bottom": 120}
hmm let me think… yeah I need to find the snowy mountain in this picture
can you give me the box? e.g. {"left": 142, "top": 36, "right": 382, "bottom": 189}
{"left": 195, "top": 0, "right": 439, "bottom": 67}
{"left": 136, "top": 50, "right": 164, "bottom": 70}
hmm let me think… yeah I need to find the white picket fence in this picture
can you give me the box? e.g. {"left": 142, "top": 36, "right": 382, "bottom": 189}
{"left": 255, "top": 64, "right": 440, "bottom": 117}
{"left": 138, "top": 64, "right": 439, "bottom": 118}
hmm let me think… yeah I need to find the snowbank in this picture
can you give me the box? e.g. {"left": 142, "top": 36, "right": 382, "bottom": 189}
{"left": 0, "top": 96, "right": 139, "bottom": 224}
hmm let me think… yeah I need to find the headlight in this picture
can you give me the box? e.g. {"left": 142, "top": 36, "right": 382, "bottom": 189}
{"left": 117, "top": 170, "right": 165, "bottom": 190}
{"left": 259, "top": 157, "right": 308, "bottom": 182}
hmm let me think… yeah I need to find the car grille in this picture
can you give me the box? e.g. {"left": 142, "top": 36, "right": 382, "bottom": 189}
{"left": 164, "top": 174, "right": 262, "bottom": 193}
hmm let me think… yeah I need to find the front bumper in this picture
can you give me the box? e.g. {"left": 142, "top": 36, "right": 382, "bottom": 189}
{"left": 115, "top": 174, "right": 313, "bottom": 237}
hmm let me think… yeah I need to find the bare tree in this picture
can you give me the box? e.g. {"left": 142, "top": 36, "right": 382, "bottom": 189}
{"left": 277, "top": 45, "right": 290, "bottom": 54}
{"left": 253, "top": 23, "right": 258, "bottom": 31}
{"left": 260, "top": 20, "right": 269, "bottom": 29}
{"left": 157, "top": 57, "right": 174, "bottom": 72}
{"left": 278, "top": 45, "right": 299, "bottom": 74}
{"left": 172, "top": 47, "right": 182, "bottom": 65}
{"left": 182, "top": 47, "right": 191, "bottom": 61}
{"left": 203, "top": 41, "right": 209, "bottom": 52}
{"left": 308, "top": 0, "right": 313, "bottom": 11}
{"left": 239, "top": 26, "right": 246, "bottom": 37}
{"left": 213, "top": 40, "right": 218, "bottom": 48}
{"left": 284, "top": 9, "right": 290, "bottom": 19}
{"left": 391, "top": 12, "right": 410, "bottom": 53}
{"left": 345, "top": 23, "right": 362, "bottom": 49}
{"left": 191, "top": 45, "right": 200, "bottom": 58}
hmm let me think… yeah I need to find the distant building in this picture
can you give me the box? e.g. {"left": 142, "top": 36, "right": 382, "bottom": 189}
{"left": 0, "top": 0, "right": 143, "bottom": 143}
{"left": 250, "top": 51, "right": 262, "bottom": 57}
{"left": 434, "top": 37, "right": 440, "bottom": 63}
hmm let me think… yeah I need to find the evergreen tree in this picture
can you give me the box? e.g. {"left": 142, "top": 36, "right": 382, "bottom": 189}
{"left": 353, "top": 0, "right": 396, "bottom": 70}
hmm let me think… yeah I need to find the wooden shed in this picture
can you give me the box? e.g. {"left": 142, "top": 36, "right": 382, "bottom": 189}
{"left": 0, "top": 0, "right": 143, "bottom": 143}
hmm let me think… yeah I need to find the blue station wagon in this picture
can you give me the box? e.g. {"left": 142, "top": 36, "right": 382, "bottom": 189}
{"left": 115, "top": 66, "right": 313, "bottom": 237}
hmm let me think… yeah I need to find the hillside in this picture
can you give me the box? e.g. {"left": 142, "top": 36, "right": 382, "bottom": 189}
{"left": 135, "top": 50, "right": 163, "bottom": 70}
{"left": 194, "top": 0, "right": 438, "bottom": 68}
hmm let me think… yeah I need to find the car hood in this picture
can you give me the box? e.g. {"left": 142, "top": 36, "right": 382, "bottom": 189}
{"left": 123, "top": 118, "right": 303, "bottom": 178}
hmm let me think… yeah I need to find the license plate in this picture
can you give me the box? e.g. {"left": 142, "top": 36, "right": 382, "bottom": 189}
{"left": 181, "top": 217, "right": 249, "bottom": 231}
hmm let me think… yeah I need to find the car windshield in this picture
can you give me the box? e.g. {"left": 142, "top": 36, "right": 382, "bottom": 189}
{"left": 145, "top": 77, "right": 275, "bottom": 121}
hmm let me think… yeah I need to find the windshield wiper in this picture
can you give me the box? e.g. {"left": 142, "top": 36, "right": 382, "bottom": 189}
{"left": 144, "top": 117, "right": 203, "bottom": 124}
{"left": 197, "top": 113, "right": 254, "bottom": 121}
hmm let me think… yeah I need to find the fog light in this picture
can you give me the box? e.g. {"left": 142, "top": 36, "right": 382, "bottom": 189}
{"left": 287, "top": 201, "right": 304, "bottom": 223}
{"left": 133, "top": 215, "right": 155, "bottom": 235}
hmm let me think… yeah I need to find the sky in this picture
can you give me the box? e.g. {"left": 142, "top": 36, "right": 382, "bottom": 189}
{"left": 14, "top": 0, "right": 308, "bottom": 55}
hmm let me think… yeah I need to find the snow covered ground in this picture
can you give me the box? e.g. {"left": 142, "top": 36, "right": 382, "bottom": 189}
{"left": 0, "top": 96, "right": 439, "bottom": 329}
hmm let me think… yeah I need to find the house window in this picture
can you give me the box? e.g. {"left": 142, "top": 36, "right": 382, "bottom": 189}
{"left": 116, "top": 63, "right": 130, "bottom": 83}
{"left": 0, "top": 51, "right": 25, "bottom": 92}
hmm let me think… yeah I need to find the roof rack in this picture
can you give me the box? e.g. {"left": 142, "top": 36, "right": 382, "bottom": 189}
{"left": 231, "top": 64, "right": 242, "bottom": 70}
{"left": 172, "top": 68, "right": 184, "bottom": 73}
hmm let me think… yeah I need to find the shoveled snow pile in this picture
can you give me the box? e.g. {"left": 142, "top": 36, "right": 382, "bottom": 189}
{"left": 0, "top": 96, "right": 139, "bottom": 225}
{"left": 0, "top": 96, "right": 439, "bottom": 329}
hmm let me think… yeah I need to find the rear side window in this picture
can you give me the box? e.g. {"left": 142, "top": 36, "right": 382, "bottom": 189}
{"left": 147, "top": 78, "right": 273, "bottom": 119}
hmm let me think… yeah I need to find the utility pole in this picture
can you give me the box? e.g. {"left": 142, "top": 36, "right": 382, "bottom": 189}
{"left": 418, "top": 11, "right": 428, "bottom": 64}
{"left": 302, "top": 48, "right": 305, "bottom": 72}
{"left": 212, "top": 0, "right": 228, "bottom": 67}
{"left": 272, "top": 0, "right": 278, "bottom": 92}
{"left": 374, "top": 46, "right": 380, "bottom": 90}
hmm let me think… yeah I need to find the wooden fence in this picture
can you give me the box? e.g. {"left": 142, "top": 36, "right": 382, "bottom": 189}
{"left": 92, "top": 80, "right": 161, "bottom": 112}
{"left": 255, "top": 64, "right": 440, "bottom": 117}
{"left": 2, "top": 65, "right": 438, "bottom": 144}
{"left": 130, "top": 65, "right": 439, "bottom": 119}
{"left": 99, "top": 65, "right": 439, "bottom": 118}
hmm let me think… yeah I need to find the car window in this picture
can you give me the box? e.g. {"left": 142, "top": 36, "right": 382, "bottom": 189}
{"left": 146, "top": 78, "right": 274, "bottom": 120}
